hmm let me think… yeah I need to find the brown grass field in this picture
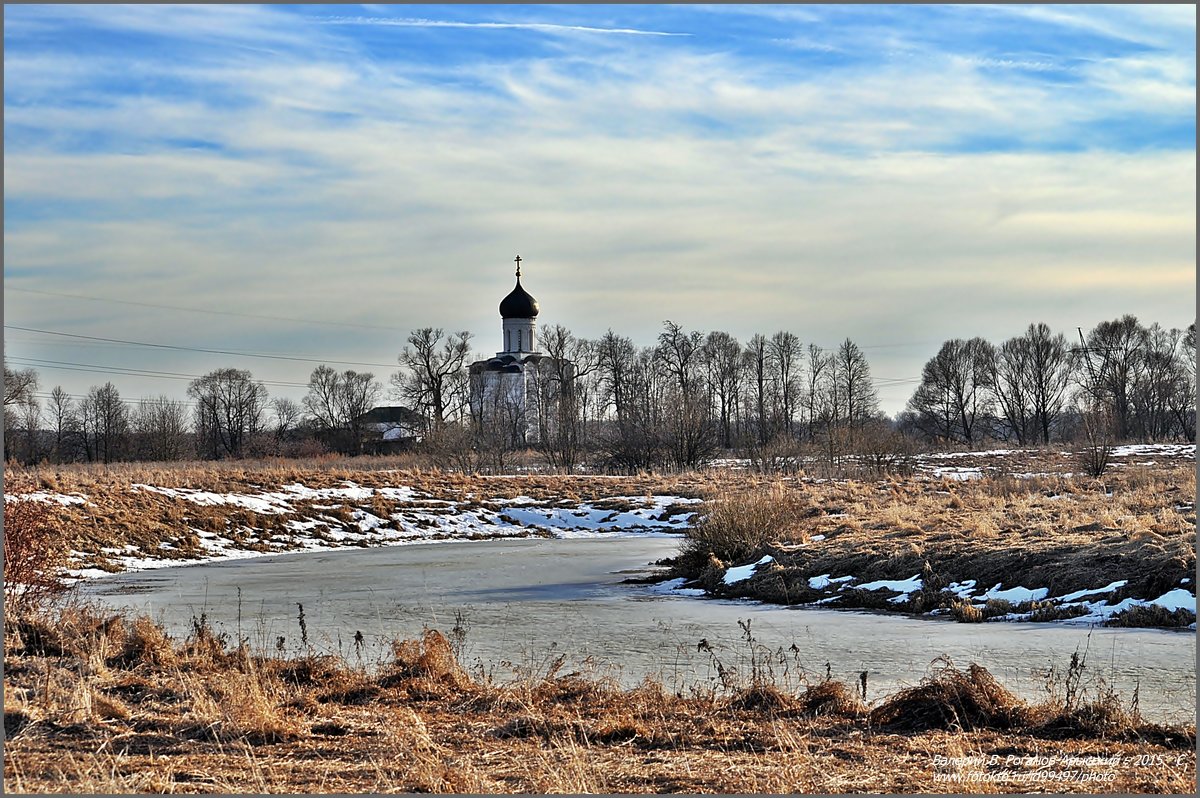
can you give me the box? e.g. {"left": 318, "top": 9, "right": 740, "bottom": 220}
{"left": 3, "top": 602, "right": 1195, "bottom": 794}
{"left": 672, "top": 457, "right": 1196, "bottom": 625}
{"left": 3, "top": 446, "right": 1197, "bottom": 793}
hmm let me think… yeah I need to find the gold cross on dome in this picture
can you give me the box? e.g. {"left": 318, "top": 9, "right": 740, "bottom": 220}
{"left": 514, "top": 255, "right": 522, "bottom": 278}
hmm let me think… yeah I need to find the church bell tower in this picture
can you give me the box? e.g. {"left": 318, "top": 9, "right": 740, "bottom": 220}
{"left": 498, "top": 255, "right": 540, "bottom": 355}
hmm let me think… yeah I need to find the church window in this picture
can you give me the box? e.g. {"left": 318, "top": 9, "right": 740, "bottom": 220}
{"left": 518, "top": 330, "right": 524, "bottom": 351}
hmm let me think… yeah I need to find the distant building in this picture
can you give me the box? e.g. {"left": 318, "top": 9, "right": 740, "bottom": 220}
{"left": 358, "top": 405, "right": 424, "bottom": 453}
{"left": 468, "top": 256, "right": 573, "bottom": 444}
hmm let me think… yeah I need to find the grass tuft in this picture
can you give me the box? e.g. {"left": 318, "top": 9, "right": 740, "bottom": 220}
{"left": 869, "top": 661, "right": 1030, "bottom": 731}
{"left": 682, "top": 482, "right": 806, "bottom": 567}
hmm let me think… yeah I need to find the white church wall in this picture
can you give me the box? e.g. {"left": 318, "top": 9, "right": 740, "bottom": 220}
{"left": 501, "top": 317, "right": 538, "bottom": 354}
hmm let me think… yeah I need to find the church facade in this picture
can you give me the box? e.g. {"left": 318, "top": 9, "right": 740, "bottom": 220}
{"left": 468, "top": 257, "right": 573, "bottom": 445}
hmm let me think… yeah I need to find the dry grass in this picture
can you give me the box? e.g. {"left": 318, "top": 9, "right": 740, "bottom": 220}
{"left": 675, "top": 459, "right": 1196, "bottom": 623}
{"left": 3, "top": 603, "right": 1194, "bottom": 795}
{"left": 870, "top": 660, "right": 1032, "bottom": 731}
{"left": 4, "top": 459, "right": 722, "bottom": 576}
{"left": 680, "top": 480, "right": 810, "bottom": 568}
{"left": 3, "top": 477, "right": 69, "bottom": 614}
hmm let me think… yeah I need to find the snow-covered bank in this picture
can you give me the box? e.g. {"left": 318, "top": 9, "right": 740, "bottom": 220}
{"left": 651, "top": 560, "right": 1197, "bottom": 629}
{"left": 22, "top": 480, "right": 701, "bottom": 582}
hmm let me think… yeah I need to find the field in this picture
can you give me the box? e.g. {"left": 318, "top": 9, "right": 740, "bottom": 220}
{"left": 3, "top": 602, "right": 1195, "bottom": 794}
{"left": 3, "top": 443, "right": 1197, "bottom": 793}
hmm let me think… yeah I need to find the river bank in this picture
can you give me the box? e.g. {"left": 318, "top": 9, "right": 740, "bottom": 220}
{"left": 4, "top": 445, "right": 1195, "bottom": 633}
{"left": 654, "top": 450, "right": 1196, "bottom": 630}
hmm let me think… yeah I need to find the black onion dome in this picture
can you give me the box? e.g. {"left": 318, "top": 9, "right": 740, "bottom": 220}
{"left": 499, "top": 277, "right": 539, "bottom": 318}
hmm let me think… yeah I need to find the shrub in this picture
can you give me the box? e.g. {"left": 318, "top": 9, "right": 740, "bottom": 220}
{"left": 3, "top": 497, "right": 68, "bottom": 613}
{"left": 681, "top": 483, "right": 806, "bottom": 566}
{"left": 1028, "top": 603, "right": 1090, "bottom": 623}
{"left": 1105, "top": 604, "right": 1196, "bottom": 628}
{"left": 384, "top": 629, "right": 471, "bottom": 690}
{"left": 869, "top": 661, "right": 1029, "bottom": 731}
{"left": 950, "top": 601, "right": 984, "bottom": 623}
{"left": 797, "top": 679, "right": 868, "bottom": 718}
{"left": 981, "top": 598, "right": 1015, "bottom": 619}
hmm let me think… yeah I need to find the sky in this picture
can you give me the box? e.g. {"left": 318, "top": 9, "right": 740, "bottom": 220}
{"left": 3, "top": 4, "right": 1196, "bottom": 416}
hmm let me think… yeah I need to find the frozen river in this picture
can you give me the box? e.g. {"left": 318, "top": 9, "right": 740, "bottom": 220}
{"left": 78, "top": 536, "right": 1196, "bottom": 724}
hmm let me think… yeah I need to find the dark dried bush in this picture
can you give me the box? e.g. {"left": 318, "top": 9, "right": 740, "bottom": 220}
{"left": 869, "top": 662, "right": 1029, "bottom": 731}
{"left": 797, "top": 680, "right": 868, "bottom": 718}
{"left": 1105, "top": 604, "right": 1196, "bottom": 628}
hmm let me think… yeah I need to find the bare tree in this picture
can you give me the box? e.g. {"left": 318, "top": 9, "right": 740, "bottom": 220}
{"left": 3, "top": 362, "right": 39, "bottom": 408}
{"left": 1081, "top": 315, "right": 1147, "bottom": 441}
{"left": 1132, "top": 323, "right": 1188, "bottom": 441}
{"left": 537, "top": 324, "right": 595, "bottom": 471}
{"left": 1168, "top": 322, "right": 1196, "bottom": 440}
{"left": 993, "top": 335, "right": 1034, "bottom": 444}
{"left": 81, "top": 382, "right": 129, "bottom": 464}
{"left": 907, "top": 338, "right": 995, "bottom": 446}
{"left": 742, "top": 334, "right": 771, "bottom": 445}
{"left": 474, "top": 373, "right": 527, "bottom": 473}
{"left": 270, "top": 397, "right": 305, "bottom": 444}
{"left": 598, "top": 346, "right": 665, "bottom": 472}
{"left": 4, "top": 362, "right": 40, "bottom": 462}
{"left": 304, "top": 366, "right": 382, "bottom": 454}
{"left": 767, "top": 331, "right": 803, "bottom": 437}
{"left": 597, "top": 330, "right": 637, "bottom": 422}
{"left": 803, "top": 343, "right": 832, "bottom": 440}
{"left": 131, "top": 395, "right": 190, "bottom": 461}
{"left": 393, "top": 328, "right": 471, "bottom": 435}
{"left": 47, "top": 386, "right": 79, "bottom": 463}
{"left": 16, "top": 396, "right": 42, "bottom": 464}
{"left": 703, "top": 331, "right": 742, "bottom": 449}
{"left": 188, "top": 369, "right": 269, "bottom": 459}
{"left": 1023, "top": 323, "right": 1072, "bottom": 445}
{"left": 656, "top": 321, "right": 715, "bottom": 469}
{"left": 833, "top": 338, "right": 880, "bottom": 436}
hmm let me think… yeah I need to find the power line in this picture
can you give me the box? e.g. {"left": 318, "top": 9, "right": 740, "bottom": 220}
{"left": 6, "top": 356, "right": 312, "bottom": 388}
{"left": 5, "top": 325, "right": 400, "bottom": 369}
{"left": 31, "top": 390, "right": 201, "bottom": 409}
{"left": 7, "top": 286, "right": 407, "bottom": 332}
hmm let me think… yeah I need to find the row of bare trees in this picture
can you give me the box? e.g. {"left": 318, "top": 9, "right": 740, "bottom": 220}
{"left": 5, "top": 313, "right": 1193, "bottom": 468}
{"left": 385, "top": 321, "right": 885, "bottom": 473}
{"left": 901, "top": 317, "right": 1195, "bottom": 446}
{"left": 2, "top": 363, "right": 386, "bottom": 463}
{"left": 3, "top": 369, "right": 194, "bottom": 465}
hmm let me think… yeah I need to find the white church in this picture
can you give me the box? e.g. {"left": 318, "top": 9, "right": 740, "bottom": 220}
{"left": 468, "top": 256, "right": 573, "bottom": 444}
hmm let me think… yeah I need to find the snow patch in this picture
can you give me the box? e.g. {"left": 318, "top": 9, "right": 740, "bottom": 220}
{"left": 947, "top": 580, "right": 977, "bottom": 598}
{"left": 809, "top": 574, "right": 833, "bottom": 590}
{"left": 646, "top": 578, "right": 708, "bottom": 597}
{"left": 723, "top": 555, "right": 775, "bottom": 585}
{"left": 1056, "top": 580, "right": 1127, "bottom": 603}
{"left": 1150, "top": 589, "right": 1196, "bottom": 613}
{"left": 1109, "top": 443, "right": 1195, "bottom": 458}
{"left": 920, "top": 449, "right": 1022, "bottom": 459}
{"left": 6, "top": 491, "right": 90, "bottom": 506}
{"left": 857, "top": 574, "right": 923, "bottom": 594}
{"left": 980, "top": 584, "right": 1049, "bottom": 603}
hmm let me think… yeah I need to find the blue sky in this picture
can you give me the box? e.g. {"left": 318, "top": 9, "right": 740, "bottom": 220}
{"left": 3, "top": 4, "right": 1196, "bottom": 414}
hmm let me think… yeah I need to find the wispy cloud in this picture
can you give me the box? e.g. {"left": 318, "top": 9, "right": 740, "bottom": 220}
{"left": 3, "top": 4, "right": 1194, "bottom": 413}
{"left": 315, "top": 16, "right": 689, "bottom": 37}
